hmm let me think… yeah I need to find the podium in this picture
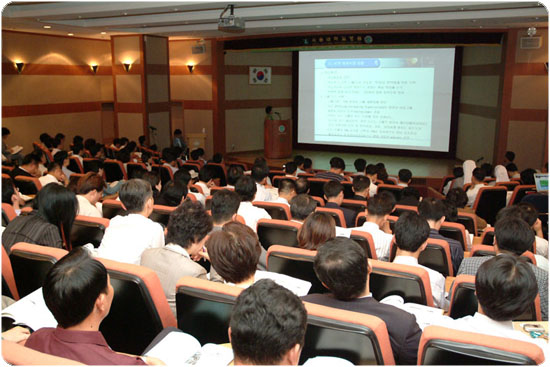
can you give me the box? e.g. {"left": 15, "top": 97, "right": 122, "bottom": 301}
{"left": 264, "top": 118, "right": 292, "bottom": 159}
{"left": 186, "top": 133, "right": 206, "bottom": 151}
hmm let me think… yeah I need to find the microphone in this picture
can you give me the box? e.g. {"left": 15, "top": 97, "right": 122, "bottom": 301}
{"left": 475, "top": 156, "right": 484, "bottom": 163}
{"left": 149, "top": 126, "right": 157, "bottom": 131}
{"left": 274, "top": 111, "right": 281, "bottom": 119}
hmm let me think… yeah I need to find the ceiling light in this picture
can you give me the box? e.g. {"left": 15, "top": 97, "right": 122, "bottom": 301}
{"left": 471, "top": 19, "right": 477, "bottom": 23}
{"left": 174, "top": 8, "right": 178, "bottom": 11}
{"left": 43, "top": 25, "right": 51, "bottom": 29}
{"left": 68, "top": 33, "right": 74, "bottom": 36}
{"left": 101, "top": 31, "right": 106, "bottom": 35}
{"left": 365, "top": 23, "right": 368, "bottom": 27}
{"left": 392, "top": 10, "right": 397, "bottom": 14}
{"left": 416, "top": 22, "right": 421, "bottom": 25}
{"left": 123, "top": 12, "right": 128, "bottom": 16}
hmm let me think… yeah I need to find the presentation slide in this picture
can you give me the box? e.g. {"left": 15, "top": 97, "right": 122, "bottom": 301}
{"left": 298, "top": 48, "right": 456, "bottom": 152}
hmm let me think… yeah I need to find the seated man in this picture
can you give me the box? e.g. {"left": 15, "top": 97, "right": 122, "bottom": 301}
{"left": 2, "top": 177, "right": 24, "bottom": 215}
{"left": 274, "top": 178, "right": 296, "bottom": 206}
{"left": 251, "top": 163, "right": 273, "bottom": 202}
{"left": 457, "top": 216, "right": 548, "bottom": 320}
{"left": 38, "top": 162, "right": 67, "bottom": 187}
{"left": 397, "top": 169, "right": 412, "bottom": 187}
{"left": 434, "top": 255, "right": 548, "bottom": 360}
{"left": 25, "top": 248, "right": 160, "bottom": 365}
{"left": 466, "top": 167, "right": 486, "bottom": 207}
{"left": 284, "top": 161, "right": 298, "bottom": 177}
{"left": 226, "top": 164, "right": 244, "bottom": 189}
{"left": 235, "top": 175, "right": 271, "bottom": 232}
{"left": 351, "top": 195, "right": 393, "bottom": 261}
{"left": 302, "top": 238, "right": 421, "bottom": 365}
{"left": 76, "top": 172, "right": 105, "bottom": 218}
{"left": 295, "top": 177, "right": 310, "bottom": 195}
{"left": 365, "top": 164, "right": 379, "bottom": 197}
{"left": 195, "top": 165, "right": 216, "bottom": 196}
{"left": 161, "top": 147, "right": 179, "bottom": 174}
{"left": 352, "top": 175, "right": 370, "bottom": 201}
{"left": 141, "top": 200, "right": 214, "bottom": 316}
{"left": 97, "top": 179, "right": 164, "bottom": 264}
{"left": 418, "top": 197, "right": 464, "bottom": 274}
{"left": 315, "top": 156, "right": 347, "bottom": 182}
{"left": 323, "top": 181, "right": 356, "bottom": 228}
{"left": 294, "top": 155, "right": 306, "bottom": 174}
{"left": 354, "top": 158, "right": 366, "bottom": 175}
{"left": 393, "top": 212, "right": 448, "bottom": 310}
{"left": 290, "top": 194, "right": 318, "bottom": 223}
{"left": 10, "top": 152, "right": 40, "bottom": 179}
{"left": 229, "top": 279, "right": 307, "bottom": 366}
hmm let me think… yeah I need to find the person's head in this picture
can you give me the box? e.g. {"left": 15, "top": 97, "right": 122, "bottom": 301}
{"left": 46, "top": 162, "right": 65, "bottom": 182}
{"left": 53, "top": 151, "right": 69, "bottom": 167}
{"left": 494, "top": 217, "right": 535, "bottom": 255}
{"left": 520, "top": 168, "right": 536, "bottom": 185}
{"left": 84, "top": 159, "right": 104, "bottom": 176}
{"left": 35, "top": 183, "right": 78, "bottom": 248}
{"left": 2, "top": 177, "right": 20, "bottom": 206}
{"left": 190, "top": 149, "right": 201, "bottom": 161}
{"left": 289, "top": 194, "right": 317, "bottom": 221}
{"left": 72, "top": 135, "right": 83, "bottom": 146}
{"left": 72, "top": 143, "right": 84, "bottom": 156}
{"left": 504, "top": 151, "right": 516, "bottom": 163}
{"left": 173, "top": 169, "right": 192, "bottom": 187}
{"left": 174, "top": 129, "right": 182, "bottom": 137}
{"left": 227, "top": 165, "right": 244, "bottom": 186}
{"left": 323, "top": 180, "right": 343, "bottom": 203}
{"left": 77, "top": 172, "right": 105, "bottom": 204}
{"left": 235, "top": 176, "right": 257, "bottom": 202}
{"left": 516, "top": 202, "right": 540, "bottom": 228}
{"left": 354, "top": 158, "right": 366, "bottom": 173}
{"left": 284, "top": 161, "right": 298, "bottom": 176}
{"left": 84, "top": 138, "right": 96, "bottom": 152}
{"left": 470, "top": 168, "right": 485, "bottom": 184}
{"left": 90, "top": 143, "right": 105, "bottom": 159}
{"left": 158, "top": 180, "right": 187, "bottom": 207}
{"left": 51, "top": 137, "right": 62, "bottom": 150}
{"left": 365, "top": 164, "right": 378, "bottom": 180}
{"left": 141, "top": 151, "right": 152, "bottom": 165}
{"left": 166, "top": 200, "right": 212, "bottom": 255}
{"left": 21, "top": 153, "right": 41, "bottom": 175}
{"left": 480, "top": 163, "right": 493, "bottom": 178}
{"left": 211, "top": 190, "right": 241, "bottom": 225}
{"left": 212, "top": 153, "right": 223, "bottom": 164}
{"left": 452, "top": 166, "right": 464, "bottom": 178}
{"left": 113, "top": 138, "right": 121, "bottom": 148}
{"left": 366, "top": 195, "right": 393, "bottom": 219}
{"left": 297, "top": 212, "right": 335, "bottom": 250}
{"left": 54, "top": 133, "right": 65, "bottom": 143}
{"left": 162, "top": 148, "right": 176, "bottom": 164}
{"left": 278, "top": 179, "right": 297, "bottom": 201}
{"left": 116, "top": 149, "right": 130, "bottom": 164}
{"left": 398, "top": 168, "right": 412, "bottom": 184}
{"left": 206, "top": 222, "right": 261, "bottom": 284}
{"left": 352, "top": 175, "right": 370, "bottom": 196}
{"left": 39, "top": 133, "right": 51, "bottom": 145}
{"left": 377, "top": 167, "right": 389, "bottom": 181}
{"left": 129, "top": 166, "right": 147, "bottom": 179}
{"left": 293, "top": 155, "right": 305, "bottom": 169}
{"left": 2, "top": 127, "right": 10, "bottom": 139}
{"left": 445, "top": 188, "right": 468, "bottom": 209}
{"left": 303, "top": 158, "right": 312, "bottom": 170}
{"left": 229, "top": 279, "right": 307, "bottom": 366}
{"left": 251, "top": 164, "right": 269, "bottom": 184}
{"left": 138, "top": 135, "right": 146, "bottom": 146}
{"left": 126, "top": 141, "right": 137, "bottom": 153}
{"left": 295, "top": 177, "right": 309, "bottom": 194}
{"left": 475, "top": 254, "right": 537, "bottom": 321}
{"left": 199, "top": 165, "right": 216, "bottom": 184}
{"left": 43, "top": 248, "right": 113, "bottom": 328}
{"left": 394, "top": 212, "right": 430, "bottom": 254}
{"left": 142, "top": 171, "right": 161, "bottom": 193}
{"left": 329, "top": 156, "right": 345, "bottom": 172}
{"left": 418, "top": 197, "right": 446, "bottom": 227}
{"left": 314, "top": 237, "right": 368, "bottom": 301}
{"left": 265, "top": 105, "right": 273, "bottom": 114}
{"left": 506, "top": 163, "right": 518, "bottom": 174}
{"left": 119, "top": 179, "right": 154, "bottom": 215}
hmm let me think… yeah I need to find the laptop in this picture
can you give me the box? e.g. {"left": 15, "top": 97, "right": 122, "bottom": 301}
{"left": 534, "top": 173, "right": 548, "bottom": 192}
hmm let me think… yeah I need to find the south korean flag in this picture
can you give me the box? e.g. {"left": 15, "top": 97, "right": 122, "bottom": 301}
{"left": 249, "top": 66, "right": 272, "bottom": 85}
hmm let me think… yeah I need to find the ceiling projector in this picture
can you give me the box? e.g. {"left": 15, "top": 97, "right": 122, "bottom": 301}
{"left": 218, "top": 4, "right": 245, "bottom": 33}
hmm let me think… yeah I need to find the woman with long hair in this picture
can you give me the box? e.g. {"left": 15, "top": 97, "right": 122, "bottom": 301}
{"left": 297, "top": 212, "right": 336, "bottom": 250}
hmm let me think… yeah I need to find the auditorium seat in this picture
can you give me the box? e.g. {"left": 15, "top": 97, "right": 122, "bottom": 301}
{"left": 470, "top": 244, "right": 537, "bottom": 265}
{"left": 2, "top": 165, "right": 14, "bottom": 174}
{"left": 389, "top": 238, "right": 453, "bottom": 277}
{"left": 417, "top": 325, "right": 544, "bottom": 365}
{"left": 204, "top": 163, "right": 227, "bottom": 186}
{"left": 341, "top": 199, "right": 366, "bottom": 214}
{"left": 315, "top": 207, "right": 346, "bottom": 227}
{"left": 310, "top": 195, "right": 325, "bottom": 206}
{"left": 307, "top": 178, "right": 330, "bottom": 198}
{"left": 149, "top": 204, "right": 177, "bottom": 227}
{"left": 253, "top": 201, "right": 291, "bottom": 220}
{"left": 439, "top": 175, "right": 454, "bottom": 193}
{"left": 456, "top": 211, "right": 477, "bottom": 236}
{"left": 391, "top": 204, "right": 418, "bottom": 217}
{"left": 189, "top": 184, "right": 204, "bottom": 195}
{"left": 301, "top": 302, "right": 396, "bottom": 365}
{"left": 350, "top": 230, "right": 377, "bottom": 260}
{"left": 272, "top": 175, "right": 296, "bottom": 188}
{"left": 180, "top": 162, "right": 201, "bottom": 172}
{"left": 439, "top": 222, "right": 468, "bottom": 251}
{"left": 151, "top": 164, "right": 174, "bottom": 186}
{"left": 1, "top": 173, "right": 11, "bottom": 180}
{"left": 33, "top": 142, "right": 54, "bottom": 164}
{"left": 508, "top": 185, "right": 537, "bottom": 206}
{"left": 497, "top": 181, "right": 519, "bottom": 191}
{"left": 266, "top": 245, "right": 324, "bottom": 294}
{"left": 480, "top": 226, "right": 495, "bottom": 245}
{"left": 70, "top": 215, "right": 110, "bottom": 249}
{"left": 376, "top": 184, "right": 403, "bottom": 201}
{"left": 1, "top": 203, "right": 17, "bottom": 224}
{"left": 342, "top": 181, "right": 354, "bottom": 199}
{"left": 267, "top": 169, "right": 285, "bottom": 183}
{"left": 82, "top": 158, "right": 101, "bottom": 173}
{"left": 257, "top": 219, "right": 301, "bottom": 250}
{"left": 103, "top": 159, "right": 127, "bottom": 182}
{"left": 125, "top": 162, "right": 147, "bottom": 178}
{"left": 369, "top": 259, "right": 435, "bottom": 306}
{"left": 101, "top": 199, "right": 126, "bottom": 219}
{"left": 96, "top": 257, "right": 176, "bottom": 355}
{"left": 356, "top": 212, "right": 367, "bottom": 227}
{"left": 2, "top": 245, "right": 20, "bottom": 301}
{"left": 175, "top": 276, "right": 242, "bottom": 345}
{"left": 297, "top": 172, "right": 315, "bottom": 178}
{"left": 9, "top": 242, "right": 68, "bottom": 298}
{"left": 67, "top": 156, "right": 84, "bottom": 174}
{"left": 13, "top": 175, "right": 42, "bottom": 195}
{"left": 472, "top": 186, "right": 507, "bottom": 225}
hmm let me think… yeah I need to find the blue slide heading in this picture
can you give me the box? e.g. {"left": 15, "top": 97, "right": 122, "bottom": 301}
{"left": 325, "top": 59, "right": 380, "bottom": 68}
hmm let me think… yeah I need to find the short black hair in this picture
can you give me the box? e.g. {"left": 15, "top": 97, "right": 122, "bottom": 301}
{"left": 166, "top": 200, "right": 212, "bottom": 249}
{"left": 366, "top": 195, "right": 393, "bottom": 216}
{"left": 199, "top": 165, "right": 216, "bottom": 183}
{"left": 230, "top": 279, "right": 307, "bottom": 365}
{"left": 2, "top": 177, "right": 16, "bottom": 204}
{"left": 284, "top": 161, "right": 297, "bottom": 175}
{"left": 480, "top": 163, "right": 493, "bottom": 177}
{"left": 138, "top": 135, "right": 146, "bottom": 145}
{"left": 46, "top": 161, "right": 62, "bottom": 173}
{"left": 2, "top": 127, "right": 10, "bottom": 136}
{"left": 294, "top": 155, "right": 305, "bottom": 167}
{"left": 173, "top": 169, "right": 192, "bottom": 186}
{"left": 394, "top": 212, "right": 430, "bottom": 252}
{"left": 516, "top": 202, "right": 539, "bottom": 226}
{"left": 365, "top": 164, "right": 378, "bottom": 176}
{"left": 398, "top": 168, "right": 412, "bottom": 183}
{"left": 520, "top": 168, "right": 536, "bottom": 185}
{"left": 157, "top": 180, "right": 187, "bottom": 207}
{"left": 295, "top": 177, "right": 309, "bottom": 194}
{"left": 119, "top": 179, "right": 152, "bottom": 213}
{"left": 506, "top": 163, "right": 518, "bottom": 172}
{"left": 494, "top": 217, "right": 534, "bottom": 255}
{"left": 471, "top": 167, "right": 485, "bottom": 182}
{"left": 22, "top": 153, "right": 41, "bottom": 166}
{"left": 43, "top": 248, "right": 108, "bottom": 328}
{"left": 354, "top": 158, "right": 366, "bottom": 172}
{"left": 452, "top": 166, "right": 464, "bottom": 178}
{"left": 174, "top": 129, "right": 182, "bottom": 135}
{"left": 445, "top": 188, "right": 468, "bottom": 208}
{"left": 212, "top": 153, "right": 223, "bottom": 164}
{"left": 505, "top": 151, "right": 515, "bottom": 162}
{"left": 329, "top": 156, "right": 345, "bottom": 170}
{"left": 211, "top": 190, "right": 241, "bottom": 223}
{"left": 72, "top": 135, "right": 83, "bottom": 145}
{"left": 227, "top": 164, "right": 244, "bottom": 186}
{"left": 314, "top": 237, "right": 367, "bottom": 301}
{"left": 251, "top": 164, "right": 269, "bottom": 183}
{"left": 290, "top": 194, "right": 317, "bottom": 220}
{"left": 323, "top": 180, "right": 343, "bottom": 199}
{"left": 235, "top": 176, "right": 256, "bottom": 202}
{"left": 303, "top": 158, "right": 312, "bottom": 169}
{"left": 278, "top": 178, "right": 296, "bottom": 195}
{"left": 353, "top": 175, "right": 370, "bottom": 193}
{"left": 162, "top": 147, "right": 176, "bottom": 163}
{"left": 476, "top": 254, "right": 537, "bottom": 321}
{"left": 53, "top": 150, "right": 69, "bottom": 165}
{"left": 418, "top": 197, "right": 446, "bottom": 222}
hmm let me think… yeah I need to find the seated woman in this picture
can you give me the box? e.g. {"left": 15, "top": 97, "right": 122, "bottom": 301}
{"left": 297, "top": 212, "right": 335, "bottom": 250}
{"left": 155, "top": 180, "right": 187, "bottom": 207}
{"left": 206, "top": 221, "right": 311, "bottom": 296}
{"left": 2, "top": 183, "right": 78, "bottom": 253}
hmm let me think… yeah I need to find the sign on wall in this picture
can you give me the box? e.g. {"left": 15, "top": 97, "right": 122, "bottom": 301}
{"left": 249, "top": 66, "right": 272, "bottom": 84}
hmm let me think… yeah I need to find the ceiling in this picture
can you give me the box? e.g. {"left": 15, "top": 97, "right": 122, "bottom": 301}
{"left": 2, "top": 1, "right": 548, "bottom": 40}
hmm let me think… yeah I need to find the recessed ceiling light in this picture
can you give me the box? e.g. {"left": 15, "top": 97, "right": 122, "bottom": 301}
{"left": 101, "top": 31, "right": 107, "bottom": 35}
{"left": 365, "top": 23, "right": 368, "bottom": 27}
{"left": 43, "top": 25, "right": 51, "bottom": 29}
{"left": 479, "top": 25, "right": 483, "bottom": 28}
{"left": 416, "top": 21, "right": 421, "bottom": 25}
{"left": 279, "top": 16, "right": 283, "bottom": 19}
{"left": 68, "top": 33, "right": 74, "bottom": 36}
{"left": 334, "top": 13, "right": 338, "bottom": 16}
{"left": 78, "top": 15, "right": 82, "bottom": 19}
{"left": 471, "top": 19, "right": 477, "bottom": 23}
{"left": 392, "top": 10, "right": 397, "bottom": 14}
{"left": 123, "top": 12, "right": 128, "bottom": 16}
{"left": 316, "top": 25, "right": 321, "bottom": 28}
{"left": 174, "top": 8, "right": 178, "bottom": 11}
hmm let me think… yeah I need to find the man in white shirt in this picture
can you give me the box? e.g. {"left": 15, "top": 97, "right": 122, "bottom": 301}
{"left": 195, "top": 165, "right": 216, "bottom": 196}
{"left": 76, "top": 172, "right": 105, "bottom": 218}
{"left": 161, "top": 148, "right": 178, "bottom": 175}
{"left": 97, "top": 179, "right": 164, "bottom": 264}
{"left": 397, "top": 169, "right": 412, "bottom": 187}
{"left": 274, "top": 179, "right": 296, "bottom": 206}
{"left": 517, "top": 202, "right": 549, "bottom": 259}
{"left": 466, "top": 168, "right": 486, "bottom": 207}
{"left": 350, "top": 195, "right": 393, "bottom": 261}
{"left": 236, "top": 176, "right": 271, "bottom": 232}
{"left": 251, "top": 164, "right": 273, "bottom": 202}
{"left": 432, "top": 254, "right": 548, "bottom": 361}
{"left": 393, "top": 212, "right": 448, "bottom": 310}
{"left": 38, "top": 162, "right": 66, "bottom": 187}
{"left": 284, "top": 161, "right": 298, "bottom": 177}
{"left": 365, "top": 164, "right": 379, "bottom": 197}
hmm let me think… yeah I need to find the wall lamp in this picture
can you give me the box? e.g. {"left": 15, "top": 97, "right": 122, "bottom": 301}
{"left": 90, "top": 63, "right": 98, "bottom": 74}
{"left": 187, "top": 64, "right": 194, "bottom": 73}
{"left": 15, "top": 61, "right": 24, "bottom": 74}
{"left": 123, "top": 61, "right": 132, "bottom": 72}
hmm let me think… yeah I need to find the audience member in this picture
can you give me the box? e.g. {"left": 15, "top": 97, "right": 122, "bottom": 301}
{"left": 445, "top": 188, "right": 487, "bottom": 231}
{"left": 297, "top": 212, "right": 335, "bottom": 250}
{"left": 274, "top": 178, "right": 296, "bottom": 206}
{"left": 493, "top": 164, "right": 509, "bottom": 183}
{"left": 38, "top": 162, "right": 66, "bottom": 187}
{"left": 466, "top": 168, "right": 486, "bottom": 207}
{"left": 289, "top": 194, "right": 317, "bottom": 222}
{"left": 76, "top": 172, "right": 105, "bottom": 218}
{"left": 2, "top": 183, "right": 77, "bottom": 252}
{"left": 365, "top": 164, "right": 378, "bottom": 197}
{"left": 520, "top": 168, "right": 536, "bottom": 186}
{"left": 161, "top": 148, "right": 178, "bottom": 174}
{"left": 141, "top": 201, "right": 214, "bottom": 316}
{"left": 517, "top": 202, "right": 548, "bottom": 258}
{"left": 351, "top": 195, "right": 393, "bottom": 260}
{"left": 398, "top": 187, "right": 421, "bottom": 207}
{"left": 229, "top": 279, "right": 307, "bottom": 366}
{"left": 302, "top": 238, "right": 421, "bottom": 365}
{"left": 315, "top": 157, "right": 346, "bottom": 182}
{"left": 10, "top": 153, "right": 40, "bottom": 179}
{"left": 303, "top": 158, "right": 313, "bottom": 173}
{"left": 226, "top": 164, "right": 244, "bottom": 189}
{"left": 506, "top": 163, "right": 520, "bottom": 179}
{"left": 251, "top": 163, "right": 273, "bottom": 201}
{"left": 443, "top": 166, "right": 464, "bottom": 195}
{"left": 2, "top": 127, "right": 22, "bottom": 165}
{"left": 418, "top": 197, "right": 464, "bottom": 273}
{"left": 97, "top": 179, "right": 164, "bottom": 264}
{"left": 397, "top": 169, "right": 412, "bottom": 187}
{"left": 156, "top": 180, "right": 187, "bottom": 207}
{"left": 480, "top": 162, "right": 494, "bottom": 179}
{"left": 211, "top": 190, "right": 241, "bottom": 230}
{"left": 25, "top": 248, "right": 158, "bottom": 365}
{"left": 195, "top": 165, "right": 216, "bottom": 196}
{"left": 1, "top": 177, "right": 24, "bottom": 215}
{"left": 284, "top": 161, "right": 298, "bottom": 177}
{"left": 504, "top": 150, "right": 516, "bottom": 165}
{"left": 294, "top": 155, "right": 306, "bottom": 174}
{"left": 295, "top": 177, "right": 310, "bottom": 195}
{"left": 352, "top": 175, "right": 370, "bottom": 201}
{"left": 235, "top": 176, "right": 271, "bottom": 232}
{"left": 173, "top": 129, "right": 186, "bottom": 152}
{"left": 393, "top": 212, "right": 448, "bottom": 309}
{"left": 142, "top": 171, "right": 162, "bottom": 200}
{"left": 354, "top": 158, "right": 366, "bottom": 175}
{"left": 53, "top": 151, "right": 74, "bottom": 179}
{"left": 323, "top": 181, "right": 356, "bottom": 227}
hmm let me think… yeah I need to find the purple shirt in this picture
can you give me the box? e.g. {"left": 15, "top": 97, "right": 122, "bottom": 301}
{"left": 25, "top": 327, "right": 146, "bottom": 365}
